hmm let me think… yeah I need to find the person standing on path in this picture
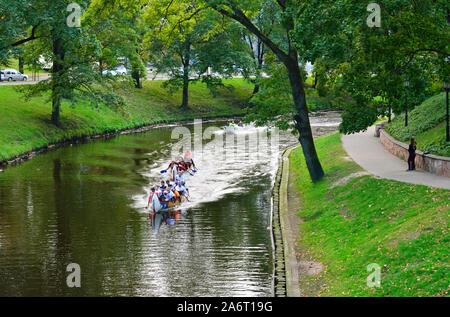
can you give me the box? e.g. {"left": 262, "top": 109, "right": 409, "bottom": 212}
{"left": 407, "top": 137, "right": 417, "bottom": 171}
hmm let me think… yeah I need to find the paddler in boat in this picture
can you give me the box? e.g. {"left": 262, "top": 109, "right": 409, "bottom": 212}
{"left": 175, "top": 181, "right": 187, "bottom": 202}
{"left": 238, "top": 121, "right": 244, "bottom": 127}
{"left": 181, "top": 181, "right": 190, "bottom": 198}
{"left": 183, "top": 149, "right": 197, "bottom": 172}
{"left": 165, "top": 179, "right": 174, "bottom": 190}
{"left": 165, "top": 155, "right": 184, "bottom": 173}
{"left": 146, "top": 187, "right": 156, "bottom": 210}
{"left": 162, "top": 188, "right": 174, "bottom": 207}
{"left": 175, "top": 171, "right": 185, "bottom": 184}
{"left": 147, "top": 187, "right": 160, "bottom": 225}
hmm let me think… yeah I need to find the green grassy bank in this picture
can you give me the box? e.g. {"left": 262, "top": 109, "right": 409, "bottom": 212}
{"left": 385, "top": 93, "right": 449, "bottom": 157}
{"left": 289, "top": 133, "right": 449, "bottom": 297}
{"left": 0, "top": 78, "right": 252, "bottom": 161}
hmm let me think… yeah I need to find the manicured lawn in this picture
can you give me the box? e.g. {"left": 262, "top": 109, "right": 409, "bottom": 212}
{"left": 0, "top": 78, "right": 252, "bottom": 161}
{"left": 290, "top": 133, "right": 449, "bottom": 296}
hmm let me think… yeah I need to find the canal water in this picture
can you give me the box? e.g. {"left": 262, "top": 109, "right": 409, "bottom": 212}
{"left": 0, "top": 113, "right": 341, "bottom": 296}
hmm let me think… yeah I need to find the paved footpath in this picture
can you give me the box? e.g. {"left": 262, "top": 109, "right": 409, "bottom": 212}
{"left": 341, "top": 125, "right": 450, "bottom": 190}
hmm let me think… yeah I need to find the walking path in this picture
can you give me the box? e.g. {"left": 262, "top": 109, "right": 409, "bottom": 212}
{"left": 341, "top": 125, "right": 450, "bottom": 190}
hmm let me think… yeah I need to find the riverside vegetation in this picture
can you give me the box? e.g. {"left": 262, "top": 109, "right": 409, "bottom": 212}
{"left": 0, "top": 78, "right": 252, "bottom": 161}
{"left": 289, "top": 133, "right": 449, "bottom": 297}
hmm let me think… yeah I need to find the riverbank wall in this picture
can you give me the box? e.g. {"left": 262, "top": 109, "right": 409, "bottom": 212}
{"left": 272, "top": 146, "right": 301, "bottom": 297}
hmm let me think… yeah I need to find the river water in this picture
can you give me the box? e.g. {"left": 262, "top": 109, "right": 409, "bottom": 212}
{"left": 0, "top": 112, "right": 341, "bottom": 296}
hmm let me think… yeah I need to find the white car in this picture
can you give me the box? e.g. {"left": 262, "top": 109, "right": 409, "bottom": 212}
{"left": 0, "top": 69, "right": 28, "bottom": 81}
{"left": 102, "top": 66, "right": 128, "bottom": 76}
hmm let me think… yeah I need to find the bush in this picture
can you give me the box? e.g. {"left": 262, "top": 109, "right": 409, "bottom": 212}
{"left": 386, "top": 93, "right": 446, "bottom": 141}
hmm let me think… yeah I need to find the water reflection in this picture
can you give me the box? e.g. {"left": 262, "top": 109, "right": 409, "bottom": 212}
{"left": 150, "top": 209, "right": 187, "bottom": 232}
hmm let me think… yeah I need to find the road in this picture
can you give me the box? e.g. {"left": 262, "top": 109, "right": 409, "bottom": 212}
{"left": 0, "top": 70, "right": 246, "bottom": 86}
{"left": 0, "top": 75, "right": 50, "bottom": 86}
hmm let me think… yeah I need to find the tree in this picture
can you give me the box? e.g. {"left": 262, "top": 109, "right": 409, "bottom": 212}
{"left": 9, "top": 0, "right": 126, "bottom": 126}
{"left": 143, "top": 0, "right": 248, "bottom": 109}
{"left": 197, "top": 0, "right": 325, "bottom": 182}
{"left": 229, "top": 1, "right": 279, "bottom": 96}
{"left": 84, "top": 0, "right": 147, "bottom": 88}
{"left": 291, "top": 0, "right": 449, "bottom": 134}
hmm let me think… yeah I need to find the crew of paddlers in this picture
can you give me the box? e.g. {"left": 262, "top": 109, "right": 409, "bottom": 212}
{"left": 146, "top": 174, "right": 190, "bottom": 210}
{"left": 146, "top": 151, "right": 197, "bottom": 218}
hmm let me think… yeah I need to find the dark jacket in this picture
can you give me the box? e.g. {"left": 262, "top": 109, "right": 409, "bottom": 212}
{"left": 408, "top": 144, "right": 416, "bottom": 155}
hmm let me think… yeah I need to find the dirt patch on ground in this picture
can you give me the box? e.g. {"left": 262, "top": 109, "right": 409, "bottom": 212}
{"left": 330, "top": 171, "right": 371, "bottom": 189}
{"left": 387, "top": 228, "right": 434, "bottom": 246}
{"left": 340, "top": 207, "right": 355, "bottom": 219}
{"left": 298, "top": 261, "right": 323, "bottom": 276}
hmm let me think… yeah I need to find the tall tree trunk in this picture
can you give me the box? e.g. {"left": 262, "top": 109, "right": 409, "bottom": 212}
{"left": 132, "top": 68, "right": 142, "bottom": 88}
{"left": 181, "top": 66, "right": 189, "bottom": 109}
{"left": 252, "top": 84, "right": 260, "bottom": 95}
{"left": 51, "top": 33, "right": 65, "bottom": 126}
{"left": 18, "top": 56, "right": 24, "bottom": 74}
{"left": 312, "top": 72, "right": 318, "bottom": 89}
{"left": 181, "top": 41, "right": 191, "bottom": 109}
{"left": 285, "top": 56, "right": 325, "bottom": 182}
{"left": 51, "top": 94, "right": 62, "bottom": 126}
{"left": 252, "top": 39, "right": 264, "bottom": 96}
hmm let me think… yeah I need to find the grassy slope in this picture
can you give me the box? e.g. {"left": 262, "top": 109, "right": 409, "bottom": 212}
{"left": 385, "top": 93, "right": 449, "bottom": 157}
{"left": 0, "top": 78, "right": 252, "bottom": 161}
{"left": 290, "top": 133, "right": 449, "bottom": 297}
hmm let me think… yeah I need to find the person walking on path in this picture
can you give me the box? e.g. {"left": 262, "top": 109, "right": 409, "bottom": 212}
{"left": 407, "top": 137, "right": 417, "bottom": 171}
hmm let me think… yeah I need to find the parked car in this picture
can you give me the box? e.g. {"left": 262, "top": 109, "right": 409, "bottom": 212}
{"left": 102, "top": 66, "right": 128, "bottom": 76}
{"left": 0, "top": 69, "right": 28, "bottom": 81}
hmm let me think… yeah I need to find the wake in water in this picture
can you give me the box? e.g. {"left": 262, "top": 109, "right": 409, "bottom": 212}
{"left": 131, "top": 124, "right": 298, "bottom": 212}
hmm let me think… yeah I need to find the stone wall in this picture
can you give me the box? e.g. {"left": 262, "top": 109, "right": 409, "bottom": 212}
{"left": 380, "top": 129, "right": 450, "bottom": 177}
{"left": 272, "top": 152, "right": 287, "bottom": 297}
